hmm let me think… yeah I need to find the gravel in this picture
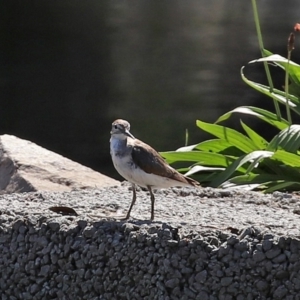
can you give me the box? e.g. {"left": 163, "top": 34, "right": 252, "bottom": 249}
{"left": 1, "top": 183, "right": 300, "bottom": 299}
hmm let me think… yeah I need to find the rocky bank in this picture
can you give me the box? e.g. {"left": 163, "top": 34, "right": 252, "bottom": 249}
{"left": 1, "top": 185, "right": 300, "bottom": 299}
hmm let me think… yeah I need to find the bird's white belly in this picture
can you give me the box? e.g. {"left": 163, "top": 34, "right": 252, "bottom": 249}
{"left": 111, "top": 154, "right": 188, "bottom": 189}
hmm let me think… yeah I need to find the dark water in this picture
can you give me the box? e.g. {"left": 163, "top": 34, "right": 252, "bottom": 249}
{"left": 1, "top": 1, "right": 300, "bottom": 179}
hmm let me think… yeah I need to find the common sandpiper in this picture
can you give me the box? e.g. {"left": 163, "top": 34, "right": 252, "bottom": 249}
{"left": 110, "top": 119, "right": 200, "bottom": 220}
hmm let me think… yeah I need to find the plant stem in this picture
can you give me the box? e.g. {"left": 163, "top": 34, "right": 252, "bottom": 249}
{"left": 285, "top": 51, "right": 292, "bottom": 125}
{"left": 251, "top": 0, "right": 282, "bottom": 120}
{"left": 185, "top": 129, "right": 189, "bottom": 146}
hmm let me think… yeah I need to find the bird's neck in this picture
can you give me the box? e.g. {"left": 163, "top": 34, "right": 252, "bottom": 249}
{"left": 110, "top": 135, "right": 130, "bottom": 157}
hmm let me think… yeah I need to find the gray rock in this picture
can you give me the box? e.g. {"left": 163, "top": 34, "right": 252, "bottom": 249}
{"left": 227, "top": 236, "right": 239, "bottom": 246}
{"left": 262, "top": 239, "right": 273, "bottom": 252}
{"left": 218, "top": 244, "right": 231, "bottom": 257}
{"left": 256, "top": 280, "right": 269, "bottom": 291}
{"left": 253, "top": 250, "right": 265, "bottom": 262}
{"left": 0, "top": 134, "right": 119, "bottom": 193}
{"left": 195, "top": 270, "right": 207, "bottom": 283}
{"left": 265, "top": 246, "right": 281, "bottom": 259}
{"left": 290, "top": 239, "right": 300, "bottom": 253}
{"left": 39, "top": 265, "right": 50, "bottom": 277}
{"left": 275, "top": 270, "right": 289, "bottom": 279}
{"left": 220, "top": 277, "right": 233, "bottom": 287}
{"left": 234, "top": 240, "right": 248, "bottom": 252}
{"left": 165, "top": 278, "right": 180, "bottom": 289}
{"left": 196, "top": 291, "right": 209, "bottom": 300}
{"left": 289, "top": 253, "right": 299, "bottom": 263}
{"left": 278, "top": 236, "right": 287, "bottom": 248}
{"left": 48, "top": 221, "right": 60, "bottom": 232}
{"left": 272, "top": 253, "right": 286, "bottom": 263}
{"left": 273, "top": 285, "right": 288, "bottom": 299}
{"left": 167, "top": 239, "right": 179, "bottom": 247}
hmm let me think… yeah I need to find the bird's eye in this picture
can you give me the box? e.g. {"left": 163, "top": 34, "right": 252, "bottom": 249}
{"left": 114, "top": 125, "right": 118, "bottom": 129}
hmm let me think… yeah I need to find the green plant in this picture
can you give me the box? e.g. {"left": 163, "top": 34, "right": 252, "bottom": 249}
{"left": 161, "top": 2, "right": 300, "bottom": 192}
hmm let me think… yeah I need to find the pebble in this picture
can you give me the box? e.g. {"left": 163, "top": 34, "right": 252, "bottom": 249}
{"left": 262, "top": 239, "right": 273, "bottom": 252}
{"left": 220, "top": 277, "right": 233, "bottom": 287}
{"left": 273, "top": 285, "right": 288, "bottom": 299}
{"left": 165, "top": 278, "right": 179, "bottom": 289}
{"left": 253, "top": 250, "right": 265, "bottom": 262}
{"left": 265, "top": 246, "right": 281, "bottom": 259}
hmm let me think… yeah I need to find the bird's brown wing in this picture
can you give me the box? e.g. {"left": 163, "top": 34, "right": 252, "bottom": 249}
{"left": 131, "top": 140, "right": 199, "bottom": 186}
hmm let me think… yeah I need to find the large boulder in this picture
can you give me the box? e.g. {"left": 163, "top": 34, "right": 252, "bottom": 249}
{"left": 0, "top": 134, "right": 119, "bottom": 193}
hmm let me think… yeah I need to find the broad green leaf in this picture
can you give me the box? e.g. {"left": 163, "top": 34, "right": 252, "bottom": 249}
{"left": 196, "top": 120, "right": 257, "bottom": 153}
{"left": 250, "top": 53, "right": 300, "bottom": 67}
{"left": 176, "top": 144, "right": 198, "bottom": 152}
{"left": 166, "top": 45, "right": 300, "bottom": 193}
{"left": 250, "top": 54, "right": 300, "bottom": 86}
{"left": 246, "top": 155, "right": 267, "bottom": 174}
{"left": 222, "top": 173, "right": 285, "bottom": 185}
{"left": 211, "top": 150, "right": 274, "bottom": 187}
{"left": 263, "top": 86, "right": 300, "bottom": 105}
{"left": 262, "top": 49, "right": 273, "bottom": 56}
{"left": 221, "top": 173, "right": 300, "bottom": 192}
{"left": 177, "top": 139, "right": 242, "bottom": 154}
{"left": 240, "top": 121, "right": 268, "bottom": 149}
{"left": 289, "top": 80, "right": 300, "bottom": 99}
{"left": 161, "top": 151, "right": 237, "bottom": 167}
{"left": 177, "top": 167, "right": 226, "bottom": 184}
{"left": 189, "top": 139, "right": 244, "bottom": 157}
{"left": 268, "top": 125, "right": 300, "bottom": 153}
{"left": 194, "top": 139, "right": 232, "bottom": 152}
{"left": 264, "top": 181, "right": 300, "bottom": 193}
{"left": 261, "top": 157, "right": 300, "bottom": 179}
{"left": 215, "top": 106, "right": 289, "bottom": 130}
{"left": 184, "top": 165, "right": 225, "bottom": 176}
{"left": 271, "top": 150, "right": 300, "bottom": 167}
{"left": 241, "top": 67, "right": 300, "bottom": 113}
{"left": 226, "top": 181, "right": 300, "bottom": 193}
{"left": 244, "top": 53, "right": 300, "bottom": 104}
{"left": 221, "top": 182, "right": 261, "bottom": 191}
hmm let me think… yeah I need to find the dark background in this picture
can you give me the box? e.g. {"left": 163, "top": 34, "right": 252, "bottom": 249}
{"left": 1, "top": 1, "right": 300, "bottom": 180}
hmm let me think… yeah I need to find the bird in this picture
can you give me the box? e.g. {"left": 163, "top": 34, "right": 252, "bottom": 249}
{"left": 110, "top": 119, "right": 200, "bottom": 221}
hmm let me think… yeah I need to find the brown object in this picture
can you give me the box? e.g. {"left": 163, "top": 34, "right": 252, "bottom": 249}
{"left": 294, "top": 23, "right": 300, "bottom": 32}
{"left": 288, "top": 32, "right": 295, "bottom": 52}
{"left": 49, "top": 206, "right": 78, "bottom": 216}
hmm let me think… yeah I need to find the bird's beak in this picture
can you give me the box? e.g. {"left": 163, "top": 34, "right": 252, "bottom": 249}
{"left": 125, "top": 129, "right": 135, "bottom": 139}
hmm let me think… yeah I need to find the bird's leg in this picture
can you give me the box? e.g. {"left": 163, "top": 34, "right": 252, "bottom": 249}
{"left": 125, "top": 183, "right": 137, "bottom": 219}
{"left": 147, "top": 186, "right": 155, "bottom": 221}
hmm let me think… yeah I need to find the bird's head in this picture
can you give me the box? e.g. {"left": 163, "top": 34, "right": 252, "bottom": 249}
{"left": 110, "top": 119, "right": 135, "bottom": 139}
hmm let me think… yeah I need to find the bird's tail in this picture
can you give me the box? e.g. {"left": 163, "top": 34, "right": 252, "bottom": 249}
{"left": 185, "top": 176, "right": 200, "bottom": 187}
